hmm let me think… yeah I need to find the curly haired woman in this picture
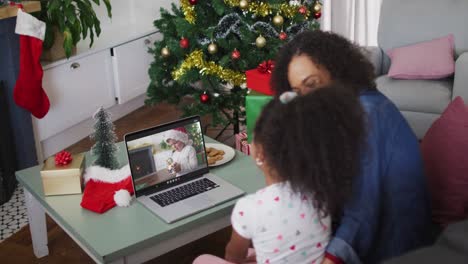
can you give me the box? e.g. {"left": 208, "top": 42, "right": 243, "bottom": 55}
{"left": 271, "top": 30, "right": 433, "bottom": 264}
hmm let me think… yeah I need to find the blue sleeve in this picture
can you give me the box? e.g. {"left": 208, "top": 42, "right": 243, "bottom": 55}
{"left": 326, "top": 107, "right": 383, "bottom": 264}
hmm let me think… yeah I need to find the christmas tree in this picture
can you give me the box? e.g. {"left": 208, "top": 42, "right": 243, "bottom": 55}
{"left": 147, "top": 0, "right": 322, "bottom": 132}
{"left": 91, "top": 107, "right": 119, "bottom": 170}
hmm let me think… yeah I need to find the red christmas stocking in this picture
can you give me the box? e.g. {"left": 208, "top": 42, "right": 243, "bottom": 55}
{"left": 13, "top": 9, "right": 50, "bottom": 119}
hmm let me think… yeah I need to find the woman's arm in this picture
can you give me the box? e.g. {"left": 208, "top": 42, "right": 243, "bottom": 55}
{"left": 325, "top": 106, "right": 382, "bottom": 264}
{"left": 225, "top": 229, "right": 251, "bottom": 263}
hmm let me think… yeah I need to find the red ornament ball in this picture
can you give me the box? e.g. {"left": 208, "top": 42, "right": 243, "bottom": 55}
{"left": 314, "top": 12, "right": 322, "bottom": 19}
{"left": 180, "top": 38, "right": 190, "bottom": 49}
{"left": 55, "top": 150, "right": 73, "bottom": 166}
{"left": 231, "top": 49, "right": 241, "bottom": 60}
{"left": 279, "top": 31, "right": 288, "bottom": 41}
{"left": 188, "top": 0, "right": 197, "bottom": 5}
{"left": 200, "top": 93, "right": 210, "bottom": 104}
{"left": 298, "top": 6, "right": 307, "bottom": 15}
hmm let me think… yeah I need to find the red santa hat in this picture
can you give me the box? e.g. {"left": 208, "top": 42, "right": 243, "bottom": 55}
{"left": 80, "top": 165, "right": 134, "bottom": 214}
{"left": 164, "top": 127, "right": 192, "bottom": 145}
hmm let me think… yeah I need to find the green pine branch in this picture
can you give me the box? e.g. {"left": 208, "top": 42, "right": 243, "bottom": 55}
{"left": 146, "top": 0, "right": 320, "bottom": 129}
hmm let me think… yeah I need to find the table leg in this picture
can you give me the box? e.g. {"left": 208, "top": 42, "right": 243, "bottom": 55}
{"left": 24, "top": 187, "right": 49, "bottom": 258}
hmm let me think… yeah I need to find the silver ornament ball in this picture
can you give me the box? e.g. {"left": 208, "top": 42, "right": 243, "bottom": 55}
{"left": 161, "top": 47, "right": 170, "bottom": 58}
{"left": 313, "top": 2, "right": 322, "bottom": 13}
{"left": 273, "top": 15, "right": 284, "bottom": 27}
{"left": 208, "top": 43, "right": 218, "bottom": 54}
{"left": 239, "top": 0, "right": 249, "bottom": 10}
{"left": 256, "top": 35, "right": 267, "bottom": 48}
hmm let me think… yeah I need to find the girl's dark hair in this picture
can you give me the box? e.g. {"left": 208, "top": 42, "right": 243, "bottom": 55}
{"left": 254, "top": 84, "right": 365, "bottom": 219}
{"left": 271, "top": 30, "right": 376, "bottom": 95}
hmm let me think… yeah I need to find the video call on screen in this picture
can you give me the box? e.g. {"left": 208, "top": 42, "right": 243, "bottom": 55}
{"left": 127, "top": 122, "right": 206, "bottom": 192}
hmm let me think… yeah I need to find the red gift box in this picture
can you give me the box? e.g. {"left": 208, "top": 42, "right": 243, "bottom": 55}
{"left": 235, "top": 131, "right": 251, "bottom": 156}
{"left": 245, "top": 60, "right": 275, "bottom": 96}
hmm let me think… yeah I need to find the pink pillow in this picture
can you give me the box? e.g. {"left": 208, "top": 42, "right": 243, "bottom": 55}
{"left": 421, "top": 97, "right": 468, "bottom": 227}
{"left": 387, "top": 34, "right": 455, "bottom": 79}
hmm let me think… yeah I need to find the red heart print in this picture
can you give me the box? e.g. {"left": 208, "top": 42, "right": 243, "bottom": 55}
{"left": 265, "top": 260, "right": 270, "bottom": 264}
{"left": 257, "top": 200, "right": 263, "bottom": 205}
{"left": 274, "top": 248, "right": 279, "bottom": 253}
{"left": 323, "top": 224, "right": 328, "bottom": 231}
{"left": 300, "top": 213, "right": 305, "bottom": 219}
{"left": 316, "top": 242, "right": 322, "bottom": 248}
{"left": 274, "top": 196, "right": 280, "bottom": 202}
{"left": 239, "top": 211, "right": 244, "bottom": 216}
{"left": 290, "top": 245, "right": 296, "bottom": 250}
{"left": 277, "top": 234, "right": 283, "bottom": 240}
{"left": 302, "top": 195, "right": 307, "bottom": 201}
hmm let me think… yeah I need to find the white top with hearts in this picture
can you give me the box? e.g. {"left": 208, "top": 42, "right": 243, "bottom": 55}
{"left": 231, "top": 182, "right": 331, "bottom": 264}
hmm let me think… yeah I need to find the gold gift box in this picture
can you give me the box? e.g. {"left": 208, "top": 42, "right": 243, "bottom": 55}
{"left": 40, "top": 153, "right": 86, "bottom": 196}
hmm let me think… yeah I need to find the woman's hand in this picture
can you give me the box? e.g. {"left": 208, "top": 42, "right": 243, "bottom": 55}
{"left": 174, "top": 163, "right": 181, "bottom": 173}
{"left": 322, "top": 257, "right": 336, "bottom": 264}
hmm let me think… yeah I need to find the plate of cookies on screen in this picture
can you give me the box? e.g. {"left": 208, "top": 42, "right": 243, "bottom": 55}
{"left": 205, "top": 143, "right": 236, "bottom": 167}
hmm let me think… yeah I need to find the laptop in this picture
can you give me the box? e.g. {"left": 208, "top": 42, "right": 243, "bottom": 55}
{"left": 124, "top": 116, "right": 245, "bottom": 223}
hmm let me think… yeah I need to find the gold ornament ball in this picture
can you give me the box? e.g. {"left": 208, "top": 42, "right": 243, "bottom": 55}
{"left": 161, "top": 47, "right": 170, "bottom": 58}
{"left": 313, "top": 1, "right": 322, "bottom": 13}
{"left": 273, "top": 15, "right": 284, "bottom": 27}
{"left": 208, "top": 43, "right": 218, "bottom": 54}
{"left": 239, "top": 0, "right": 249, "bottom": 10}
{"left": 256, "top": 35, "right": 267, "bottom": 48}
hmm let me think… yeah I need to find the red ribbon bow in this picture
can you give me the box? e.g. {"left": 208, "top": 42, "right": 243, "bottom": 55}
{"left": 9, "top": 2, "right": 24, "bottom": 9}
{"left": 257, "top": 60, "right": 275, "bottom": 74}
{"left": 55, "top": 151, "right": 73, "bottom": 166}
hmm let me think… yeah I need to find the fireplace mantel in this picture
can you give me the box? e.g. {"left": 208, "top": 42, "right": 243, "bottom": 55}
{"left": 0, "top": 1, "right": 40, "bottom": 20}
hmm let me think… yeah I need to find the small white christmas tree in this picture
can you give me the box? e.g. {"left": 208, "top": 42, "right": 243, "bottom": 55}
{"left": 90, "top": 107, "right": 119, "bottom": 169}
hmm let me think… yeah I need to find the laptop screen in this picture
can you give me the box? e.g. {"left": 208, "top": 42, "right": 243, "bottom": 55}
{"left": 125, "top": 116, "right": 209, "bottom": 196}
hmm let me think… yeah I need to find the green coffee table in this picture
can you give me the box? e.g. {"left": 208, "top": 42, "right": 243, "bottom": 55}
{"left": 16, "top": 137, "right": 264, "bottom": 263}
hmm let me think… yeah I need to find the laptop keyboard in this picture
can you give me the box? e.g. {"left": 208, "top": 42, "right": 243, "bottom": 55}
{"left": 150, "top": 178, "right": 220, "bottom": 207}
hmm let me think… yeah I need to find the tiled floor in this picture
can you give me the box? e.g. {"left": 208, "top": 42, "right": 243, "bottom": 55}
{"left": 0, "top": 186, "right": 28, "bottom": 242}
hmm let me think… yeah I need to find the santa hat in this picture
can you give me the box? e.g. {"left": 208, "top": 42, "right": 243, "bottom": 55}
{"left": 80, "top": 165, "right": 134, "bottom": 214}
{"left": 164, "top": 127, "right": 192, "bottom": 145}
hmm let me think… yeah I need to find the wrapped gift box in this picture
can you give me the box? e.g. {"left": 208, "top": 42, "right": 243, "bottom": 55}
{"left": 245, "top": 69, "right": 274, "bottom": 96}
{"left": 40, "top": 153, "right": 86, "bottom": 196}
{"left": 235, "top": 131, "right": 251, "bottom": 155}
{"left": 246, "top": 91, "right": 273, "bottom": 143}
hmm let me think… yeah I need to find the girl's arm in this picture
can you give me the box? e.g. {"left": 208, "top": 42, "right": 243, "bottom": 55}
{"left": 225, "top": 229, "right": 251, "bottom": 263}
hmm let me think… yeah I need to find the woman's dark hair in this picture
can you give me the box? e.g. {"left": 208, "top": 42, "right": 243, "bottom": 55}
{"left": 254, "top": 84, "right": 366, "bottom": 219}
{"left": 271, "top": 30, "right": 376, "bottom": 95}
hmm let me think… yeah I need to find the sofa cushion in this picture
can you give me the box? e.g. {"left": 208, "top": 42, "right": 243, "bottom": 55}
{"left": 387, "top": 35, "right": 455, "bottom": 79}
{"left": 376, "top": 75, "right": 452, "bottom": 114}
{"left": 421, "top": 97, "right": 468, "bottom": 227}
{"left": 378, "top": 0, "right": 468, "bottom": 73}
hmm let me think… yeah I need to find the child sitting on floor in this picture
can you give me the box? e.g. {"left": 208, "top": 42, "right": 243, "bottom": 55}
{"left": 194, "top": 84, "right": 366, "bottom": 264}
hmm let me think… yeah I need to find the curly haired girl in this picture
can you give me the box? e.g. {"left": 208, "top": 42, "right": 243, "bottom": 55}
{"left": 194, "top": 84, "right": 365, "bottom": 264}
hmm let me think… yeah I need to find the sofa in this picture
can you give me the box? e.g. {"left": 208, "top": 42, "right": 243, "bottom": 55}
{"left": 365, "top": 0, "right": 468, "bottom": 139}
{"left": 384, "top": 219, "right": 468, "bottom": 264}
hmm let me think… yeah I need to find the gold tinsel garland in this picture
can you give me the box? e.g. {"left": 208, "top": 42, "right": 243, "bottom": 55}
{"left": 181, "top": 0, "right": 196, "bottom": 24}
{"left": 224, "top": 0, "right": 305, "bottom": 19}
{"left": 172, "top": 50, "right": 246, "bottom": 86}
